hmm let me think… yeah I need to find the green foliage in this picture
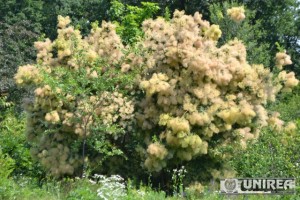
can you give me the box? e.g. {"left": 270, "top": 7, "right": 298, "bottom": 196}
{"left": 0, "top": 20, "right": 39, "bottom": 107}
{"left": 134, "top": 0, "right": 214, "bottom": 20}
{"left": 1, "top": 0, "right": 300, "bottom": 198}
{"left": 275, "top": 42, "right": 285, "bottom": 53}
{"left": 0, "top": 97, "right": 45, "bottom": 178}
{"left": 0, "top": 174, "right": 297, "bottom": 200}
{"left": 110, "top": 0, "right": 126, "bottom": 22}
{"left": 209, "top": 2, "right": 271, "bottom": 67}
{"left": 269, "top": 85, "right": 300, "bottom": 121}
{"left": 65, "top": 179, "right": 98, "bottom": 200}
{"left": 0, "top": 150, "right": 15, "bottom": 179}
{"left": 0, "top": 112, "right": 29, "bottom": 175}
{"left": 240, "top": 0, "right": 300, "bottom": 73}
{"left": 229, "top": 85, "right": 300, "bottom": 179}
{"left": 0, "top": 0, "right": 44, "bottom": 107}
{"left": 163, "top": 7, "right": 171, "bottom": 21}
{"left": 0, "top": 96, "right": 14, "bottom": 115}
{"left": 0, "top": 179, "right": 54, "bottom": 200}
{"left": 231, "top": 127, "right": 300, "bottom": 178}
{"left": 67, "top": 188, "right": 97, "bottom": 200}
{"left": 42, "top": 0, "right": 110, "bottom": 39}
{"left": 0, "top": 0, "right": 44, "bottom": 30}
{"left": 109, "top": 0, "right": 160, "bottom": 44}
{"left": 208, "top": 0, "right": 300, "bottom": 74}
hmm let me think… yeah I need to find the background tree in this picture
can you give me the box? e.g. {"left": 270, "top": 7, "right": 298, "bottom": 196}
{"left": 0, "top": 0, "right": 43, "bottom": 108}
{"left": 109, "top": 0, "right": 160, "bottom": 44}
{"left": 41, "top": 0, "right": 110, "bottom": 39}
{"left": 241, "top": 0, "right": 300, "bottom": 75}
{"left": 209, "top": 2, "right": 272, "bottom": 67}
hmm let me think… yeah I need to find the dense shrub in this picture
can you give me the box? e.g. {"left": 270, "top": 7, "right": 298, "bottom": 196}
{"left": 15, "top": 10, "right": 298, "bottom": 184}
{"left": 231, "top": 126, "right": 300, "bottom": 179}
{"left": 15, "top": 16, "right": 141, "bottom": 177}
{"left": 230, "top": 85, "right": 300, "bottom": 179}
{"left": 0, "top": 96, "right": 45, "bottom": 178}
{"left": 135, "top": 10, "right": 298, "bottom": 177}
{"left": 0, "top": 150, "right": 15, "bottom": 179}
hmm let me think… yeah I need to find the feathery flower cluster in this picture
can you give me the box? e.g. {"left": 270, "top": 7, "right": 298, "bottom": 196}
{"left": 45, "top": 110, "right": 60, "bottom": 124}
{"left": 136, "top": 10, "right": 298, "bottom": 173}
{"left": 23, "top": 84, "right": 82, "bottom": 177}
{"left": 140, "top": 73, "right": 171, "bottom": 97}
{"left": 55, "top": 23, "right": 82, "bottom": 62}
{"left": 32, "top": 142, "right": 81, "bottom": 176}
{"left": 275, "top": 51, "right": 292, "bottom": 70}
{"left": 58, "top": 15, "right": 71, "bottom": 28}
{"left": 144, "top": 143, "right": 168, "bottom": 172}
{"left": 284, "top": 122, "right": 297, "bottom": 135}
{"left": 236, "top": 127, "right": 255, "bottom": 149}
{"left": 277, "top": 71, "right": 299, "bottom": 92}
{"left": 205, "top": 25, "right": 222, "bottom": 41}
{"left": 34, "top": 39, "right": 53, "bottom": 64}
{"left": 14, "top": 64, "right": 42, "bottom": 86}
{"left": 227, "top": 6, "right": 246, "bottom": 22}
{"left": 96, "top": 92, "right": 135, "bottom": 132}
{"left": 86, "top": 21, "right": 124, "bottom": 65}
{"left": 267, "top": 112, "right": 284, "bottom": 131}
{"left": 33, "top": 16, "right": 125, "bottom": 71}
{"left": 33, "top": 85, "right": 63, "bottom": 111}
{"left": 186, "top": 182, "right": 204, "bottom": 195}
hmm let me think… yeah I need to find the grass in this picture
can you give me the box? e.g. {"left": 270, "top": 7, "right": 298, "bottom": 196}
{"left": 0, "top": 175, "right": 299, "bottom": 200}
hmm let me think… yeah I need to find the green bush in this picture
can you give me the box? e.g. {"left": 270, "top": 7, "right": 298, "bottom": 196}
{"left": 0, "top": 150, "right": 15, "bottom": 179}
{"left": 230, "top": 126, "right": 300, "bottom": 178}
{"left": 269, "top": 85, "right": 300, "bottom": 121}
{"left": 0, "top": 96, "right": 44, "bottom": 178}
{"left": 209, "top": 2, "right": 271, "bottom": 67}
{"left": 109, "top": 0, "right": 160, "bottom": 44}
{"left": 230, "top": 85, "right": 300, "bottom": 178}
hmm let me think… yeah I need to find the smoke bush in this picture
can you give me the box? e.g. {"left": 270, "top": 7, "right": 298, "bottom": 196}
{"left": 14, "top": 10, "right": 298, "bottom": 180}
{"left": 135, "top": 10, "right": 298, "bottom": 175}
{"left": 14, "top": 16, "right": 138, "bottom": 177}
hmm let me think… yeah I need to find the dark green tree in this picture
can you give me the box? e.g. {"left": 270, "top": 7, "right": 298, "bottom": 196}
{"left": 42, "top": 0, "right": 111, "bottom": 39}
{"left": 0, "top": 0, "right": 44, "bottom": 106}
{"left": 211, "top": 0, "right": 299, "bottom": 73}
{"left": 237, "top": 0, "right": 299, "bottom": 74}
{"left": 0, "top": 0, "right": 44, "bottom": 31}
{"left": 0, "top": 24, "right": 39, "bottom": 108}
{"left": 209, "top": 2, "right": 272, "bottom": 67}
